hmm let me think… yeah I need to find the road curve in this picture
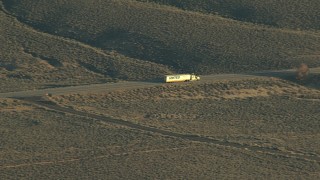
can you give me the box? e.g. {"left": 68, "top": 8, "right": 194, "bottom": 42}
{"left": 2, "top": 69, "right": 320, "bottom": 163}
{"left": 0, "top": 74, "right": 259, "bottom": 98}
{"left": 0, "top": 68, "right": 308, "bottom": 98}
{"left": 2, "top": 67, "right": 320, "bottom": 98}
{"left": 0, "top": 81, "right": 160, "bottom": 98}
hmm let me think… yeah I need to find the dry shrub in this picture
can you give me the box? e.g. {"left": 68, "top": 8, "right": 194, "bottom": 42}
{"left": 296, "top": 63, "right": 309, "bottom": 80}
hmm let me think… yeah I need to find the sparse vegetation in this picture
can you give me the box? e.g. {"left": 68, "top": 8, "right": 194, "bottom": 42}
{"left": 2, "top": 81, "right": 320, "bottom": 178}
{"left": 2, "top": 0, "right": 320, "bottom": 77}
{"left": 0, "top": 1, "right": 172, "bottom": 92}
{"left": 3, "top": 97, "right": 319, "bottom": 179}
{"left": 137, "top": 0, "right": 320, "bottom": 30}
{"left": 1, "top": 0, "right": 320, "bottom": 178}
{"left": 51, "top": 78, "right": 320, "bottom": 155}
{"left": 0, "top": 98, "right": 190, "bottom": 179}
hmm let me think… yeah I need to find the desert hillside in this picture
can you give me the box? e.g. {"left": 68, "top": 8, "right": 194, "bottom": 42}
{"left": 0, "top": 1, "right": 172, "bottom": 92}
{"left": 138, "top": 0, "right": 320, "bottom": 30}
{"left": 1, "top": 1, "right": 320, "bottom": 178}
{"left": 2, "top": 0, "right": 320, "bottom": 79}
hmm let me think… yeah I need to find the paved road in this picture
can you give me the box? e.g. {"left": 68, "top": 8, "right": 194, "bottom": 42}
{"left": 0, "top": 74, "right": 257, "bottom": 98}
{"left": 1, "top": 67, "right": 320, "bottom": 98}
{"left": 0, "top": 81, "right": 161, "bottom": 98}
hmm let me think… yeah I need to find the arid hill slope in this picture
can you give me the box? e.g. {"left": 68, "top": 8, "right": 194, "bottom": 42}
{"left": 138, "top": 0, "right": 320, "bottom": 30}
{"left": 3, "top": 0, "right": 320, "bottom": 75}
{"left": 0, "top": 2, "right": 172, "bottom": 92}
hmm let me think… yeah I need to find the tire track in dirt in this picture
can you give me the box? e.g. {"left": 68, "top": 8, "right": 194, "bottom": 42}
{"left": 17, "top": 96, "right": 320, "bottom": 164}
{"left": 0, "top": 147, "right": 190, "bottom": 169}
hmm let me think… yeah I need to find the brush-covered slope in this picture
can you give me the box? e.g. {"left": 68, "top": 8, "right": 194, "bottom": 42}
{"left": 0, "top": 2, "right": 172, "bottom": 92}
{"left": 3, "top": 0, "right": 320, "bottom": 74}
{"left": 138, "top": 0, "right": 320, "bottom": 30}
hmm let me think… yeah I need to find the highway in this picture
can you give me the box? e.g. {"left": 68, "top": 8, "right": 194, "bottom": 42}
{"left": 0, "top": 73, "right": 276, "bottom": 98}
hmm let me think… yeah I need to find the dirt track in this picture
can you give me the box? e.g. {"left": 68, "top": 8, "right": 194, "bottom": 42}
{"left": 14, "top": 96, "right": 320, "bottom": 164}
{"left": 2, "top": 68, "right": 320, "bottom": 165}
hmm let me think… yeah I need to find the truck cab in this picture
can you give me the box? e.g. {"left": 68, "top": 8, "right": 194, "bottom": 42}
{"left": 191, "top": 74, "right": 200, "bottom": 81}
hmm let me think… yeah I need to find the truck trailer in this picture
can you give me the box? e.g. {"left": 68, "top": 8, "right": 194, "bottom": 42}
{"left": 164, "top": 74, "right": 200, "bottom": 83}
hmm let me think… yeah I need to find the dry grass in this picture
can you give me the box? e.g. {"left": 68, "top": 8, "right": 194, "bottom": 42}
{"left": 0, "top": 98, "right": 193, "bottom": 179}
{"left": 2, "top": 86, "right": 319, "bottom": 173}
{"left": 0, "top": 98, "right": 34, "bottom": 112}
{"left": 1, "top": 95, "right": 320, "bottom": 178}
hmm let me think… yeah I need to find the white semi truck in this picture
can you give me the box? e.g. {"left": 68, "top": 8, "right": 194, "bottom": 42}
{"left": 164, "top": 74, "right": 200, "bottom": 83}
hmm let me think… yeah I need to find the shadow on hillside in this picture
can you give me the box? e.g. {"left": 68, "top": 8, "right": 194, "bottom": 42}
{"left": 91, "top": 29, "right": 183, "bottom": 67}
{"left": 90, "top": 28, "right": 202, "bottom": 73}
{"left": 250, "top": 70, "right": 296, "bottom": 81}
{"left": 1, "top": 0, "right": 14, "bottom": 9}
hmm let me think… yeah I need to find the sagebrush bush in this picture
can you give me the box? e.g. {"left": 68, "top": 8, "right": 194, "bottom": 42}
{"left": 296, "top": 63, "right": 309, "bottom": 80}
